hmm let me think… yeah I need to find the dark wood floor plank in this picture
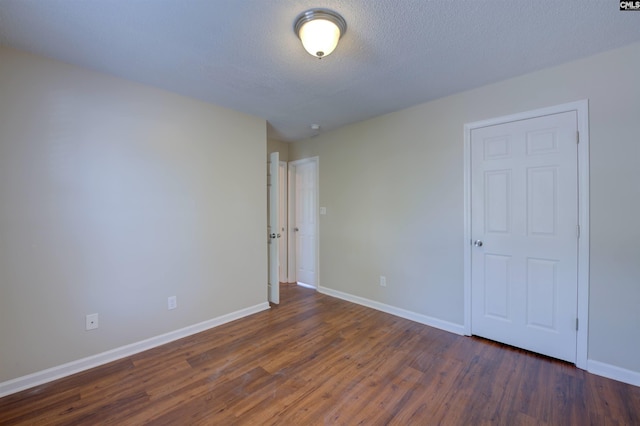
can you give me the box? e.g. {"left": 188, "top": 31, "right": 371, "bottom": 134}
{"left": 1, "top": 283, "right": 639, "bottom": 425}
{"left": 0, "top": 389, "right": 81, "bottom": 425}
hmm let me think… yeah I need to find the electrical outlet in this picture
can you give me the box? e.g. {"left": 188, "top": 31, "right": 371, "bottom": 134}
{"left": 168, "top": 296, "right": 177, "bottom": 310}
{"left": 86, "top": 313, "right": 99, "bottom": 330}
{"left": 380, "top": 276, "right": 387, "bottom": 287}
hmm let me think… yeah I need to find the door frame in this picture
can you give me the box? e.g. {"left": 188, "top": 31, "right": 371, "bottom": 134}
{"left": 463, "top": 100, "right": 590, "bottom": 369}
{"left": 288, "top": 156, "right": 320, "bottom": 288}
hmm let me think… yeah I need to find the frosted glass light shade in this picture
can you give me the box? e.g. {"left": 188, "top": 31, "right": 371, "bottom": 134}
{"left": 299, "top": 19, "right": 341, "bottom": 58}
{"left": 294, "top": 9, "right": 346, "bottom": 59}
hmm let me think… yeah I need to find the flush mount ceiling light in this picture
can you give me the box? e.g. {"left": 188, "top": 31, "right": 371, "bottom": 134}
{"left": 294, "top": 9, "right": 346, "bottom": 59}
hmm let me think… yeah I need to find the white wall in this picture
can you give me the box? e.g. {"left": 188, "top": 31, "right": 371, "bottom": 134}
{"left": 0, "top": 47, "right": 267, "bottom": 383}
{"left": 290, "top": 41, "right": 640, "bottom": 375}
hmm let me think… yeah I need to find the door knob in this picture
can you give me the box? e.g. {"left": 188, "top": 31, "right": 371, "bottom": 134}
{"left": 474, "top": 240, "right": 483, "bottom": 247}
{"left": 294, "top": 227, "right": 299, "bottom": 232}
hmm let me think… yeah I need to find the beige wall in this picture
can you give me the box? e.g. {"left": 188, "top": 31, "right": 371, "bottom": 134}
{"left": 267, "top": 138, "right": 289, "bottom": 162}
{"left": 0, "top": 47, "right": 267, "bottom": 382}
{"left": 290, "top": 42, "right": 640, "bottom": 373}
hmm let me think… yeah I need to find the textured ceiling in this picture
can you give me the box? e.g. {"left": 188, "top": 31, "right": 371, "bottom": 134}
{"left": 1, "top": 1, "right": 639, "bottom": 142}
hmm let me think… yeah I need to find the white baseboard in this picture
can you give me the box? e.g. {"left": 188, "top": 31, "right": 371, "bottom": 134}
{"left": 5, "top": 296, "right": 637, "bottom": 398}
{"left": 317, "top": 286, "right": 465, "bottom": 336}
{"left": 587, "top": 359, "right": 640, "bottom": 387}
{"left": 0, "top": 302, "right": 270, "bottom": 398}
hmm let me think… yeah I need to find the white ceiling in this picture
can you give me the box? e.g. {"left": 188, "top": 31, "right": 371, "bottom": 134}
{"left": 1, "top": 1, "right": 639, "bottom": 142}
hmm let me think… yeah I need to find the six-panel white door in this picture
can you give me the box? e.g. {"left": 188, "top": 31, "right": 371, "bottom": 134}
{"left": 471, "top": 111, "right": 578, "bottom": 363}
{"left": 294, "top": 160, "right": 317, "bottom": 287}
{"left": 268, "top": 152, "right": 280, "bottom": 304}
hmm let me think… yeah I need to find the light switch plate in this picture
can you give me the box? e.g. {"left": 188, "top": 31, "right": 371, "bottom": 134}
{"left": 168, "top": 296, "right": 177, "bottom": 310}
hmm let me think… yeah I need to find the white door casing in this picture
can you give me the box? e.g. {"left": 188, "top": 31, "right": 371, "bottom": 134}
{"left": 464, "top": 100, "right": 590, "bottom": 369}
{"left": 278, "top": 161, "right": 288, "bottom": 282}
{"left": 268, "top": 151, "right": 280, "bottom": 304}
{"left": 287, "top": 165, "right": 296, "bottom": 283}
{"left": 289, "top": 158, "right": 319, "bottom": 288}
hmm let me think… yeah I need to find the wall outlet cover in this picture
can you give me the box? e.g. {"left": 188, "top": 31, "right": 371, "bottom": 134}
{"left": 86, "top": 313, "right": 99, "bottom": 330}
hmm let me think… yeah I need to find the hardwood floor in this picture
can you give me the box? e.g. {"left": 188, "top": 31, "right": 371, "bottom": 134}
{"left": 1, "top": 283, "right": 639, "bottom": 425}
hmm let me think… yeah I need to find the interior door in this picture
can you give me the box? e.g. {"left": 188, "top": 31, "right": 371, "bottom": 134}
{"left": 294, "top": 160, "right": 317, "bottom": 287}
{"left": 471, "top": 111, "right": 578, "bottom": 363}
{"left": 268, "top": 152, "right": 280, "bottom": 304}
{"left": 278, "top": 161, "right": 288, "bottom": 282}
